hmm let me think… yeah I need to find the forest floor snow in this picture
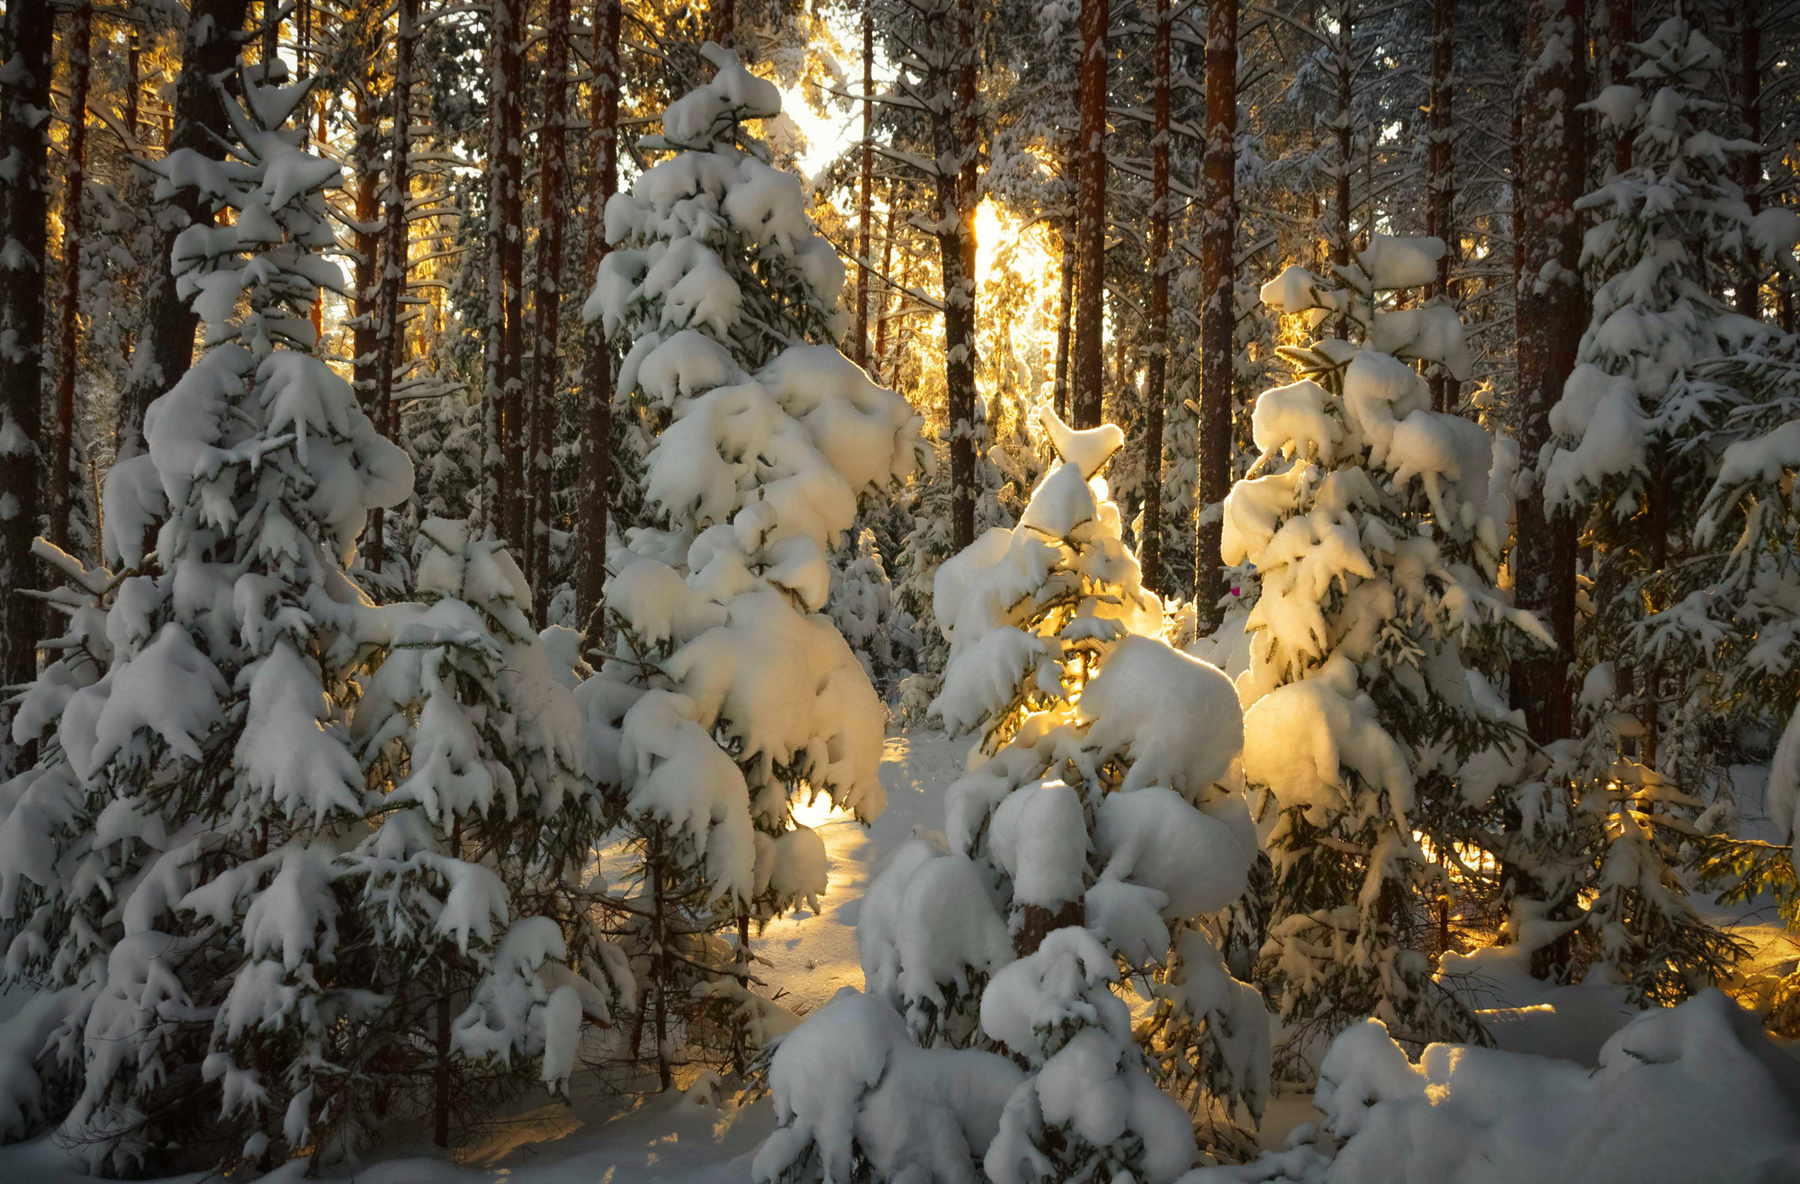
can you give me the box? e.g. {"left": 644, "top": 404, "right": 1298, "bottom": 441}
{"left": 0, "top": 733, "right": 1795, "bottom": 1183}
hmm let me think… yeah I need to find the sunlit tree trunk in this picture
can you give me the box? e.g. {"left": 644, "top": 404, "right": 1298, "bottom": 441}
{"left": 874, "top": 180, "right": 898, "bottom": 380}
{"left": 527, "top": 0, "right": 572, "bottom": 618}
{"left": 353, "top": 78, "right": 381, "bottom": 413}
{"left": 1194, "top": 0, "right": 1236, "bottom": 626}
{"left": 1511, "top": 0, "right": 1588, "bottom": 746}
{"left": 1139, "top": 0, "right": 1170, "bottom": 594}
{"left": 853, "top": 10, "right": 875, "bottom": 367}
{"left": 1071, "top": 0, "right": 1107, "bottom": 428}
{"left": 115, "top": 0, "right": 252, "bottom": 459}
{"left": 52, "top": 0, "right": 93, "bottom": 555}
{"left": 486, "top": 0, "right": 526, "bottom": 544}
{"left": 370, "top": 0, "right": 419, "bottom": 574}
{"left": 577, "top": 0, "right": 622, "bottom": 642}
{"left": 933, "top": 0, "right": 979, "bottom": 550}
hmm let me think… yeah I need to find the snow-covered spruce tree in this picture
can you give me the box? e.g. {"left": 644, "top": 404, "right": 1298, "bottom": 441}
{"left": 1232, "top": 236, "right": 1546, "bottom": 1075}
{"left": 345, "top": 517, "right": 633, "bottom": 1147}
{"left": 580, "top": 43, "right": 925, "bottom": 1088}
{"left": 0, "top": 63, "right": 413, "bottom": 1172}
{"left": 1543, "top": 17, "right": 1790, "bottom": 1005}
{"left": 756, "top": 411, "right": 1268, "bottom": 1182}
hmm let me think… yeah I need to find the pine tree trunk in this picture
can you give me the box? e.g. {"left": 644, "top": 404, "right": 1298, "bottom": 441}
{"left": 650, "top": 840, "right": 672, "bottom": 1091}
{"left": 0, "top": 0, "right": 52, "bottom": 713}
{"left": 485, "top": 0, "right": 526, "bottom": 547}
{"left": 1425, "top": 0, "right": 1458, "bottom": 411}
{"left": 577, "top": 0, "right": 622, "bottom": 643}
{"left": 874, "top": 181, "right": 898, "bottom": 379}
{"left": 1331, "top": 0, "right": 1353, "bottom": 331}
{"left": 1510, "top": 0, "right": 1588, "bottom": 747}
{"left": 1071, "top": 0, "right": 1107, "bottom": 429}
{"left": 853, "top": 10, "right": 874, "bottom": 367}
{"left": 527, "top": 0, "right": 572, "bottom": 620}
{"left": 1734, "top": 13, "right": 1762, "bottom": 319}
{"left": 52, "top": 1, "right": 94, "bottom": 556}
{"left": 936, "top": 0, "right": 979, "bottom": 551}
{"left": 353, "top": 80, "right": 381, "bottom": 412}
{"left": 1053, "top": 203, "right": 1074, "bottom": 420}
{"left": 115, "top": 0, "right": 252, "bottom": 460}
{"left": 369, "top": 0, "right": 418, "bottom": 574}
{"left": 1139, "top": 0, "right": 1170, "bottom": 595}
{"left": 1194, "top": 0, "right": 1236, "bottom": 628}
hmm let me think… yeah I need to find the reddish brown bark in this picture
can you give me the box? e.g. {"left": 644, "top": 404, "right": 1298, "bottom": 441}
{"left": 52, "top": 0, "right": 94, "bottom": 555}
{"left": 1195, "top": 0, "right": 1236, "bottom": 625}
{"left": 369, "top": 0, "right": 418, "bottom": 574}
{"left": 527, "top": 0, "right": 573, "bottom": 616}
{"left": 853, "top": 11, "right": 875, "bottom": 367}
{"left": 353, "top": 79, "right": 381, "bottom": 412}
{"left": 1510, "top": 0, "right": 1589, "bottom": 745}
{"left": 1139, "top": 0, "right": 1170, "bottom": 594}
{"left": 489, "top": 0, "right": 527, "bottom": 547}
{"left": 1071, "top": 0, "right": 1107, "bottom": 429}
{"left": 577, "top": 0, "right": 623, "bottom": 643}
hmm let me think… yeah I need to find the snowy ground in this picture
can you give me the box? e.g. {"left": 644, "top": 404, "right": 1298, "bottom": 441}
{"left": 1, "top": 734, "right": 1792, "bottom": 1184}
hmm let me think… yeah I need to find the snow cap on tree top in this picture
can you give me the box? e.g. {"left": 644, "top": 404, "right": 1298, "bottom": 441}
{"left": 651, "top": 42, "right": 783, "bottom": 150}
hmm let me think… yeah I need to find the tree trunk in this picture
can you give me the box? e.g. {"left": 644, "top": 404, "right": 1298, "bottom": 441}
{"left": 1194, "top": 0, "right": 1236, "bottom": 628}
{"left": 1071, "top": 0, "right": 1107, "bottom": 429}
{"left": 1510, "top": 0, "right": 1588, "bottom": 747}
{"left": 577, "top": 0, "right": 623, "bottom": 643}
{"left": 52, "top": 1, "right": 94, "bottom": 556}
{"left": 487, "top": 0, "right": 526, "bottom": 546}
{"left": 115, "top": 0, "right": 252, "bottom": 460}
{"left": 1734, "top": 12, "right": 1762, "bottom": 319}
{"left": 1053, "top": 202, "right": 1075, "bottom": 420}
{"left": 1426, "top": 0, "right": 1458, "bottom": 411}
{"left": 874, "top": 180, "right": 898, "bottom": 380}
{"left": 853, "top": 11, "right": 874, "bottom": 367}
{"left": 353, "top": 79, "right": 381, "bottom": 412}
{"left": 527, "top": 0, "right": 573, "bottom": 619}
{"left": 369, "top": 0, "right": 418, "bottom": 574}
{"left": 1331, "top": 0, "right": 1353, "bottom": 333}
{"left": 937, "top": 0, "right": 979, "bottom": 552}
{"left": 0, "top": 0, "right": 52, "bottom": 709}
{"left": 1140, "top": 0, "right": 1170, "bottom": 595}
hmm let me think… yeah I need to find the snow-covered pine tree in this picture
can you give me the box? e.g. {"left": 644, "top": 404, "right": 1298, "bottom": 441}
{"left": 0, "top": 61, "right": 413, "bottom": 1172}
{"left": 757, "top": 409, "right": 1267, "bottom": 1181}
{"left": 347, "top": 517, "right": 632, "bottom": 1148}
{"left": 580, "top": 43, "right": 925, "bottom": 1088}
{"left": 1543, "top": 16, "right": 1791, "bottom": 1005}
{"left": 1233, "top": 235, "right": 1544, "bottom": 1075}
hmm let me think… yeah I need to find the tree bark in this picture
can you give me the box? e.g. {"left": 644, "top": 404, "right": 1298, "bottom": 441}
{"left": 1425, "top": 0, "right": 1458, "bottom": 411}
{"left": 527, "top": 0, "right": 573, "bottom": 618}
{"left": 874, "top": 180, "right": 898, "bottom": 380}
{"left": 353, "top": 79, "right": 381, "bottom": 412}
{"left": 0, "top": 0, "right": 52, "bottom": 705}
{"left": 1139, "top": 0, "right": 1170, "bottom": 595}
{"left": 487, "top": 0, "right": 526, "bottom": 546}
{"left": 936, "top": 0, "right": 979, "bottom": 551}
{"left": 1734, "top": 12, "right": 1762, "bottom": 319}
{"left": 577, "top": 0, "right": 623, "bottom": 644}
{"left": 115, "top": 0, "right": 252, "bottom": 460}
{"left": 1331, "top": 0, "right": 1352, "bottom": 323}
{"left": 1071, "top": 0, "right": 1107, "bottom": 428}
{"left": 1510, "top": 0, "right": 1588, "bottom": 745}
{"left": 369, "top": 0, "right": 418, "bottom": 574}
{"left": 1194, "top": 0, "right": 1236, "bottom": 627}
{"left": 853, "top": 11, "right": 874, "bottom": 366}
{"left": 52, "top": 1, "right": 94, "bottom": 555}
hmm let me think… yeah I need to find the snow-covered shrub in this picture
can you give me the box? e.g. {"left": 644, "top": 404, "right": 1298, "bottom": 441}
{"left": 758, "top": 410, "right": 1266, "bottom": 1181}
{"left": 346, "top": 517, "right": 632, "bottom": 1133}
{"left": 1543, "top": 17, "right": 1800, "bottom": 1005}
{"left": 579, "top": 43, "right": 925, "bottom": 1086}
{"left": 1235, "top": 234, "right": 1547, "bottom": 1074}
{"left": 1190, "top": 990, "right": 1800, "bottom": 1184}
